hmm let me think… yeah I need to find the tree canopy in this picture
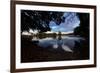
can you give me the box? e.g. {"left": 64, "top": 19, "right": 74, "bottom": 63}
{"left": 21, "top": 10, "right": 89, "bottom": 38}
{"left": 21, "top": 10, "right": 64, "bottom": 32}
{"left": 74, "top": 13, "right": 89, "bottom": 38}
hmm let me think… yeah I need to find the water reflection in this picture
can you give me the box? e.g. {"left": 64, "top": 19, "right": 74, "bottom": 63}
{"left": 21, "top": 34, "right": 89, "bottom": 63}
{"left": 32, "top": 34, "right": 85, "bottom": 53}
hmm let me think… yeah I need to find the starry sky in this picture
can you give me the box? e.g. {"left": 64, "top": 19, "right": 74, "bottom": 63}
{"left": 49, "top": 12, "right": 80, "bottom": 32}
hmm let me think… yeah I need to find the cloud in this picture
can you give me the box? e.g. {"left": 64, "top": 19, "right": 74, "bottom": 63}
{"left": 49, "top": 12, "right": 80, "bottom": 32}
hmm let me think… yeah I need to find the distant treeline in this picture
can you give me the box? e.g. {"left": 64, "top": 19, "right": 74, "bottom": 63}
{"left": 22, "top": 32, "right": 74, "bottom": 40}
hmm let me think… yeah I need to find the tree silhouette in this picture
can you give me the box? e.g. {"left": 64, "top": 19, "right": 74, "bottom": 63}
{"left": 74, "top": 13, "right": 90, "bottom": 59}
{"left": 21, "top": 10, "right": 63, "bottom": 33}
{"left": 74, "top": 13, "right": 89, "bottom": 38}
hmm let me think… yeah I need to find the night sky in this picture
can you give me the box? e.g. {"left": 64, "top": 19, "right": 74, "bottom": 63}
{"left": 49, "top": 12, "right": 80, "bottom": 32}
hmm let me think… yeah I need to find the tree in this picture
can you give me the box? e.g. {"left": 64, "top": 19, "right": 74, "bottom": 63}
{"left": 21, "top": 10, "right": 63, "bottom": 33}
{"left": 74, "top": 13, "right": 89, "bottom": 38}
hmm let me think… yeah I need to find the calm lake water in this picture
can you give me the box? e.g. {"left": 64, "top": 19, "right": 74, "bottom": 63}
{"left": 32, "top": 35, "right": 85, "bottom": 53}
{"left": 21, "top": 35, "right": 89, "bottom": 62}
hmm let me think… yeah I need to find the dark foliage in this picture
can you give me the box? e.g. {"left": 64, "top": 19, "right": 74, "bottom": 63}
{"left": 73, "top": 13, "right": 90, "bottom": 59}
{"left": 21, "top": 10, "right": 64, "bottom": 32}
{"left": 74, "top": 13, "right": 90, "bottom": 38}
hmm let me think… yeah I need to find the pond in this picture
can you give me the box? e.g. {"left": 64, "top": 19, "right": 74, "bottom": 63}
{"left": 21, "top": 35, "right": 89, "bottom": 62}
{"left": 32, "top": 35, "right": 85, "bottom": 53}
